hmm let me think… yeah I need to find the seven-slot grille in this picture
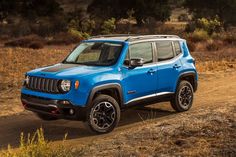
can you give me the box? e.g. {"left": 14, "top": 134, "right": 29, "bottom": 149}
{"left": 26, "top": 76, "right": 60, "bottom": 93}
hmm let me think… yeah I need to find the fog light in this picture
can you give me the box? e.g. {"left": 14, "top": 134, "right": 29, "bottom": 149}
{"left": 69, "top": 109, "right": 74, "bottom": 115}
{"left": 60, "top": 100, "right": 70, "bottom": 105}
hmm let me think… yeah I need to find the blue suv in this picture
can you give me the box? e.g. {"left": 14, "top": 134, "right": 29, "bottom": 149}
{"left": 21, "top": 35, "right": 198, "bottom": 133}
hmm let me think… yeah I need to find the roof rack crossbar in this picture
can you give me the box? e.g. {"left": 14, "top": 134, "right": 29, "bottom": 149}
{"left": 89, "top": 34, "right": 139, "bottom": 39}
{"left": 125, "top": 35, "right": 180, "bottom": 41}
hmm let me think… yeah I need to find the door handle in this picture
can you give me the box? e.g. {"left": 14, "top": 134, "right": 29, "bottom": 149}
{"left": 148, "top": 69, "right": 156, "bottom": 74}
{"left": 173, "top": 64, "right": 181, "bottom": 69}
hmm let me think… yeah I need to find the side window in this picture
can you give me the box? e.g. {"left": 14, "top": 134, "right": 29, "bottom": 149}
{"left": 129, "top": 42, "right": 153, "bottom": 64}
{"left": 174, "top": 41, "right": 182, "bottom": 55}
{"left": 156, "top": 41, "right": 174, "bottom": 61}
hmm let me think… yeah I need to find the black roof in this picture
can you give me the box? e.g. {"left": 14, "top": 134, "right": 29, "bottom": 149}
{"left": 89, "top": 34, "right": 181, "bottom": 42}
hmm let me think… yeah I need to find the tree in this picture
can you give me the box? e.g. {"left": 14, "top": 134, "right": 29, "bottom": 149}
{"left": 0, "top": 0, "right": 63, "bottom": 22}
{"left": 20, "top": 0, "right": 63, "bottom": 20}
{"left": 87, "top": 0, "right": 171, "bottom": 26}
{"left": 0, "top": 0, "right": 18, "bottom": 22}
{"left": 184, "top": 0, "right": 236, "bottom": 28}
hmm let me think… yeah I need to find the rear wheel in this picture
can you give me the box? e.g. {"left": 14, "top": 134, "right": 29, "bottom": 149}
{"left": 85, "top": 94, "right": 120, "bottom": 134}
{"left": 171, "top": 80, "right": 194, "bottom": 112}
{"left": 36, "top": 113, "right": 58, "bottom": 121}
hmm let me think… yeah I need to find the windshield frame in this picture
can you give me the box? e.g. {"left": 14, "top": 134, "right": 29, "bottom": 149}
{"left": 62, "top": 40, "right": 124, "bottom": 66}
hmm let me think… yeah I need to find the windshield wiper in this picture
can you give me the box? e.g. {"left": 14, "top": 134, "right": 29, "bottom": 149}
{"left": 62, "top": 61, "right": 85, "bottom": 65}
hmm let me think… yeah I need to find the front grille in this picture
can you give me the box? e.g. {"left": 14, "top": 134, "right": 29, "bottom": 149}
{"left": 26, "top": 76, "right": 60, "bottom": 93}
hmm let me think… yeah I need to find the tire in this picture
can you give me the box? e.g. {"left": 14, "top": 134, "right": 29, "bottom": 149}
{"left": 36, "top": 113, "right": 58, "bottom": 121}
{"left": 85, "top": 94, "right": 120, "bottom": 134}
{"left": 171, "top": 80, "right": 194, "bottom": 112}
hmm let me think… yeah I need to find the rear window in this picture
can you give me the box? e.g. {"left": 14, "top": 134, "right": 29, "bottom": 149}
{"left": 174, "top": 41, "right": 182, "bottom": 55}
{"left": 156, "top": 41, "right": 174, "bottom": 61}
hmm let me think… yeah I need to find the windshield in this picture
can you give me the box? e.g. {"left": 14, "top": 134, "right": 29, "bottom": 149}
{"left": 64, "top": 42, "right": 123, "bottom": 66}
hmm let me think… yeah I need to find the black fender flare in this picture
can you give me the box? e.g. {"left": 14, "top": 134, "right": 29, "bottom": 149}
{"left": 86, "top": 83, "right": 123, "bottom": 106}
{"left": 177, "top": 72, "right": 198, "bottom": 92}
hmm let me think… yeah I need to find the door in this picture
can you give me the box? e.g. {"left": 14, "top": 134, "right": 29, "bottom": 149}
{"left": 156, "top": 41, "right": 182, "bottom": 93}
{"left": 121, "top": 42, "right": 158, "bottom": 104}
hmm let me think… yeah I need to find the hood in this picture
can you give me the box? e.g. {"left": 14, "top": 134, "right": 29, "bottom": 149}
{"left": 27, "top": 63, "right": 114, "bottom": 78}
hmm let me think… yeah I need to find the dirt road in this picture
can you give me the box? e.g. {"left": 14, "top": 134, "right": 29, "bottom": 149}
{"left": 0, "top": 71, "right": 236, "bottom": 150}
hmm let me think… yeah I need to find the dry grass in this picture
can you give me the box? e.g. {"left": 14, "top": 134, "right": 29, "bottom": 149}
{"left": 0, "top": 46, "right": 71, "bottom": 90}
{"left": 4, "top": 35, "right": 45, "bottom": 49}
{"left": 0, "top": 128, "right": 80, "bottom": 157}
{"left": 79, "top": 104, "right": 236, "bottom": 157}
{"left": 196, "top": 60, "right": 236, "bottom": 72}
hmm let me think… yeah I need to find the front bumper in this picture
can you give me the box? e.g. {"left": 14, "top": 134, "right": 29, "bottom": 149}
{"left": 21, "top": 94, "right": 86, "bottom": 120}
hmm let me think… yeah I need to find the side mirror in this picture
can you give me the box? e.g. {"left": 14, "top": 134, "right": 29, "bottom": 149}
{"left": 130, "top": 58, "right": 144, "bottom": 68}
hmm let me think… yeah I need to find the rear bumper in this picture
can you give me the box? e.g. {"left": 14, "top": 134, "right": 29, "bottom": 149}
{"left": 21, "top": 94, "right": 87, "bottom": 120}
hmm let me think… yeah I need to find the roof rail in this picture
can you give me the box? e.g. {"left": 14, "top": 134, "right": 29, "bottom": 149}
{"left": 89, "top": 34, "right": 139, "bottom": 39}
{"left": 125, "top": 35, "right": 180, "bottom": 41}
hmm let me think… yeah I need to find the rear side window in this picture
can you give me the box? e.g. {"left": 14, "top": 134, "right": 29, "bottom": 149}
{"left": 174, "top": 41, "right": 182, "bottom": 55}
{"left": 156, "top": 41, "right": 174, "bottom": 61}
{"left": 129, "top": 42, "right": 153, "bottom": 64}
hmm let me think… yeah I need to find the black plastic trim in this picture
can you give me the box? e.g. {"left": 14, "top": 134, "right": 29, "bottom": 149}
{"left": 21, "top": 94, "right": 87, "bottom": 120}
{"left": 178, "top": 72, "right": 198, "bottom": 92}
{"left": 87, "top": 83, "right": 123, "bottom": 107}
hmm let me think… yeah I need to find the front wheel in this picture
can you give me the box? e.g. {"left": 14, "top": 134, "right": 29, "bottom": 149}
{"left": 85, "top": 94, "right": 120, "bottom": 134}
{"left": 171, "top": 80, "right": 194, "bottom": 112}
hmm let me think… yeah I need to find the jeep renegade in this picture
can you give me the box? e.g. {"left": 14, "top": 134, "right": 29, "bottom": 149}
{"left": 21, "top": 35, "right": 198, "bottom": 133}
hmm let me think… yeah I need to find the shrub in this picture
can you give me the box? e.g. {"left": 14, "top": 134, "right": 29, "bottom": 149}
{"left": 186, "top": 40, "right": 196, "bottom": 52}
{"left": 205, "top": 40, "right": 220, "bottom": 51}
{"left": 4, "top": 35, "right": 45, "bottom": 49}
{"left": 196, "top": 17, "right": 223, "bottom": 35}
{"left": 178, "top": 13, "right": 189, "bottom": 22}
{"left": 46, "top": 32, "right": 83, "bottom": 45}
{"left": 68, "top": 28, "right": 89, "bottom": 39}
{"left": 11, "top": 20, "right": 31, "bottom": 37}
{"left": 101, "top": 18, "right": 116, "bottom": 34}
{"left": 223, "top": 33, "right": 236, "bottom": 44}
{"left": 1, "top": 128, "right": 75, "bottom": 157}
{"left": 29, "top": 41, "right": 44, "bottom": 49}
{"left": 189, "top": 29, "right": 209, "bottom": 42}
{"left": 185, "top": 21, "right": 197, "bottom": 33}
{"left": 211, "top": 32, "right": 222, "bottom": 40}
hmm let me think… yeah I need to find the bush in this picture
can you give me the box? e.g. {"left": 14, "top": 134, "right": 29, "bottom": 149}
{"left": 186, "top": 40, "right": 196, "bottom": 52}
{"left": 4, "top": 35, "right": 45, "bottom": 49}
{"left": 178, "top": 13, "right": 189, "bottom": 22}
{"left": 189, "top": 29, "right": 209, "bottom": 42}
{"left": 68, "top": 28, "right": 89, "bottom": 39}
{"left": 11, "top": 20, "right": 32, "bottom": 37}
{"left": 185, "top": 17, "right": 223, "bottom": 35}
{"left": 46, "top": 32, "right": 83, "bottom": 45}
{"left": 29, "top": 41, "right": 44, "bottom": 49}
{"left": 223, "top": 33, "right": 236, "bottom": 44}
{"left": 101, "top": 18, "right": 116, "bottom": 34}
{"left": 205, "top": 40, "right": 220, "bottom": 51}
{"left": 1, "top": 128, "right": 75, "bottom": 157}
{"left": 196, "top": 17, "right": 223, "bottom": 35}
{"left": 185, "top": 21, "right": 196, "bottom": 33}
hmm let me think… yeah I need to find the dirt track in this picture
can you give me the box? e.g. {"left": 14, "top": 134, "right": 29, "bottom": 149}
{"left": 0, "top": 71, "right": 236, "bottom": 150}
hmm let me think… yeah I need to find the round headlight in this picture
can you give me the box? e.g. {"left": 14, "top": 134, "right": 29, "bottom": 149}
{"left": 60, "top": 80, "right": 71, "bottom": 92}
